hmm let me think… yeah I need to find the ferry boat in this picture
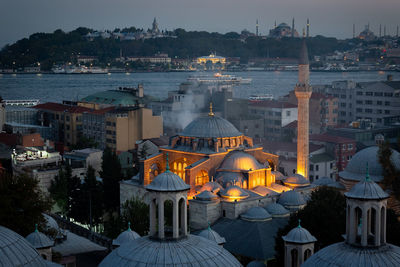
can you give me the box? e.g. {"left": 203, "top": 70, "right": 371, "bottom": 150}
{"left": 248, "top": 94, "right": 274, "bottom": 101}
{"left": 52, "top": 65, "right": 108, "bottom": 74}
{"left": 188, "top": 73, "right": 252, "bottom": 84}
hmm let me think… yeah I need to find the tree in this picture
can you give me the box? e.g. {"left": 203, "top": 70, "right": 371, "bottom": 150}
{"left": 100, "top": 147, "right": 123, "bottom": 213}
{"left": 378, "top": 141, "right": 400, "bottom": 200}
{"left": 70, "top": 135, "right": 98, "bottom": 150}
{"left": 0, "top": 173, "right": 52, "bottom": 236}
{"left": 49, "top": 167, "right": 68, "bottom": 214}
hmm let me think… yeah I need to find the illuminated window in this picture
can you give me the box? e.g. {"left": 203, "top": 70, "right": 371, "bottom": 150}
{"left": 172, "top": 158, "right": 187, "bottom": 180}
{"left": 195, "top": 170, "right": 209, "bottom": 186}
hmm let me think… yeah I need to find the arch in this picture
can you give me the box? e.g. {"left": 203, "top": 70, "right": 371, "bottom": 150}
{"left": 195, "top": 170, "right": 209, "bottom": 186}
{"left": 148, "top": 163, "right": 160, "bottom": 183}
{"left": 171, "top": 158, "right": 187, "bottom": 180}
{"left": 163, "top": 199, "right": 174, "bottom": 238}
{"left": 291, "top": 248, "right": 298, "bottom": 267}
{"left": 179, "top": 197, "right": 186, "bottom": 236}
{"left": 304, "top": 248, "right": 312, "bottom": 261}
{"left": 355, "top": 206, "right": 362, "bottom": 244}
{"left": 381, "top": 206, "right": 385, "bottom": 244}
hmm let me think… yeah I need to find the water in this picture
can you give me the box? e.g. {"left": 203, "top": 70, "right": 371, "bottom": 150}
{"left": 0, "top": 71, "right": 399, "bottom": 102}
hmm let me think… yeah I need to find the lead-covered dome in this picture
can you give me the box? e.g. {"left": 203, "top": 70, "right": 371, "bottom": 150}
{"left": 112, "top": 223, "right": 140, "bottom": 247}
{"left": 283, "top": 224, "right": 316, "bottom": 244}
{"left": 278, "top": 190, "right": 306, "bottom": 208}
{"left": 303, "top": 242, "right": 400, "bottom": 267}
{"left": 240, "top": 207, "right": 272, "bottom": 222}
{"left": 283, "top": 174, "right": 310, "bottom": 187}
{"left": 197, "top": 226, "right": 226, "bottom": 245}
{"left": 99, "top": 235, "right": 241, "bottom": 267}
{"left": 220, "top": 185, "right": 249, "bottom": 200}
{"left": 146, "top": 170, "right": 190, "bottom": 192}
{"left": 339, "top": 146, "right": 400, "bottom": 182}
{"left": 181, "top": 115, "right": 242, "bottom": 138}
{"left": 25, "top": 226, "right": 54, "bottom": 249}
{"left": 265, "top": 202, "right": 290, "bottom": 217}
{"left": 345, "top": 176, "right": 389, "bottom": 200}
{"left": 219, "top": 151, "right": 265, "bottom": 171}
{"left": 201, "top": 181, "right": 223, "bottom": 193}
{"left": 195, "top": 190, "right": 219, "bottom": 201}
{"left": 0, "top": 225, "right": 56, "bottom": 267}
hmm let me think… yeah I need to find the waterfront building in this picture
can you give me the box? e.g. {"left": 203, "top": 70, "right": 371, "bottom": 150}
{"left": 63, "top": 148, "right": 103, "bottom": 176}
{"left": 125, "top": 53, "right": 171, "bottom": 64}
{"left": 81, "top": 107, "right": 114, "bottom": 150}
{"left": 248, "top": 100, "right": 297, "bottom": 141}
{"left": 295, "top": 39, "right": 312, "bottom": 179}
{"left": 196, "top": 54, "right": 226, "bottom": 70}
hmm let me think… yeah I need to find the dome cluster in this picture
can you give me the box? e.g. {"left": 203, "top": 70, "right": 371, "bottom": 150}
{"left": 181, "top": 115, "right": 242, "bottom": 138}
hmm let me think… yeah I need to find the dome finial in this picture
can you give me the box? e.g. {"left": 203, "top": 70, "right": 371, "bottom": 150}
{"left": 166, "top": 152, "right": 170, "bottom": 172}
{"left": 128, "top": 222, "right": 131, "bottom": 231}
{"left": 298, "top": 219, "right": 302, "bottom": 228}
{"left": 208, "top": 221, "right": 211, "bottom": 230}
{"left": 34, "top": 223, "right": 38, "bottom": 232}
{"left": 208, "top": 102, "right": 214, "bottom": 117}
{"left": 365, "top": 162, "right": 371, "bottom": 182}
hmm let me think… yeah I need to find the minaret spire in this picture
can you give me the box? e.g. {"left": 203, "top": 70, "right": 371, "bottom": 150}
{"left": 292, "top": 18, "right": 295, "bottom": 38}
{"left": 306, "top": 18, "right": 310, "bottom": 38}
{"left": 208, "top": 102, "right": 214, "bottom": 117}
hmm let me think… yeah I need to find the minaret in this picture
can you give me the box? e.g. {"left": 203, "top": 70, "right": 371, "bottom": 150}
{"left": 353, "top": 24, "right": 355, "bottom": 38}
{"left": 384, "top": 25, "right": 386, "bottom": 36}
{"left": 292, "top": 18, "right": 295, "bottom": 38}
{"left": 295, "top": 39, "right": 312, "bottom": 179}
{"left": 397, "top": 26, "right": 399, "bottom": 38}
{"left": 274, "top": 20, "right": 277, "bottom": 29}
{"left": 379, "top": 24, "right": 382, "bottom": 38}
{"left": 256, "top": 19, "right": 259, "bottom": 36}
{"left": 306, "top": 18, "right": 310, "bottom": 38}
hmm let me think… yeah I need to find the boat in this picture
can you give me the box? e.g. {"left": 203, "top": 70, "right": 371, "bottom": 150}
{"left": 248, "top": 94, "right": 274, "bottom": 101}
{"left": 187, "top": 72, "right": 252, "bottom": 84}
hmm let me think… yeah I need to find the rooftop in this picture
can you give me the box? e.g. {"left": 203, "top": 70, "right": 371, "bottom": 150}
{"left": 250, "top": 100, "right": 297, "bottom": 109}
{"left": 310, "top": 133, "right": 355, "bottom": 144}
{"left": 33, "top": 102, "right": 93, "bottom": 113}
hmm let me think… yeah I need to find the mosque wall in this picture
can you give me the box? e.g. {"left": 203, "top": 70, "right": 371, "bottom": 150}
{"left": 189, "top": 199, "right": 221, "bottom": 230}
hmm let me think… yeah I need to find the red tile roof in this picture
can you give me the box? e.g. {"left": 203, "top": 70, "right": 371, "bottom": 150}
{"left": 310, "top": 134, "right": 355, "bottom": 144}
{"left": 310, "top": 92, "right": 336, "bottom": 100}
{"left": 87, "top": 106, "right": 115, "bottom": 115}
{"left": 33, "top": 102, "right": 93, "bottom": 113}
{"left": 283, "top": 120, "right": 298, "bottom": 129}
{"left": 0, "top": 133, "right": 19, "bottom": 146}
{"left": 249, "top": 100, "right": 297, "bottom": 109}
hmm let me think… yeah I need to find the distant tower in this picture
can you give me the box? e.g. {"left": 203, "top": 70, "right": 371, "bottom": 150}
{"left": 292, "top": 18, "right": 295, "bottom": 38}
{"left": 152, "top": 17, "right": 159, "bottom": 34}
{"left": 306, "top": 18, "right": 310, "bottom": 38}
{"left": 274, "top": 20, "right": 277, "bottom": 29}
{"left": 256, "top": 19, "right": 259, "bottom": 36}
{"left": 295, "top": 39, "right": 312, "bottom": 179}
{"left": 379, "top": 24, "right": 382, "bottom": 38}
{"left": 353, "top": 24, "right": 355, "bottom": 38}
{"left": 397, "top": 26, "right": 399, "bottom": 38}
{"left": 384, "top": 25, "right": 386, "bottom": 36}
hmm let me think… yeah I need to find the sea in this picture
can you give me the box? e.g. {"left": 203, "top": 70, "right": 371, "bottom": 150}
{"left": 1, "top": 71, "right": 400, "bottom": 102}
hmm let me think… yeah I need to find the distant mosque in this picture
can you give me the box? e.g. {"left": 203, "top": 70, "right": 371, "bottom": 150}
{"left": 269, "top": 18, "right": 300, "bottom": 38}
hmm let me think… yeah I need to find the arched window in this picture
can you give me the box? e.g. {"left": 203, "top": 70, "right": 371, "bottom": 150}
{"left": 171, "top": 158, "right": 187, "bottom": 180}
{"left": 304, "top": 249, "right": 312, "bottom": 261}
{"left": 195, "top": 170, "right": 209, "bottom": 186}
{"left": 148, "top": 163, "right": 160, "bottom": 183}
{"left": 291, "top": 248, "right": 298, "bottom": 267}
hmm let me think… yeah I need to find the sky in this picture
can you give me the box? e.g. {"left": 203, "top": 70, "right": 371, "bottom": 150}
{"left": 1, "top": 0, "right": 400, "bottom": 47}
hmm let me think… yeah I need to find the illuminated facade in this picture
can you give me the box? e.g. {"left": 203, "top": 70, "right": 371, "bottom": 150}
{"left": 295, "top": 40, "right": 312, "bottom": 179}
{"left": 138, "top": 103, "right": 279, "bottom": 196}
{"left": 196, "top": 54, "right": 226, "bottom": 67}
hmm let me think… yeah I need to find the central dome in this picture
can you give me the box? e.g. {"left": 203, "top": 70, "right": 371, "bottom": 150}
{"left": 181, "top": 115, "right": 242, "bottom": 138}
{"left": 219, "top": 151, "right": 265, "bottom": 171}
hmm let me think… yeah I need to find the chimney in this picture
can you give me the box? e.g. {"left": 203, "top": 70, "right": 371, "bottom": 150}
{"left": 387, "top": 75, "right": 393, "bottom": 81}
{"left": 138, "top": 84, "right": 144, "bottom": 98}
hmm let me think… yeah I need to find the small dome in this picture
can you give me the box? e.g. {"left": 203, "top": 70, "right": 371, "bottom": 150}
{"left": 201, "top": 181, "right": 223, "bottom": 193}
{"left": 312, "top": 177, "right": 345, "bottom": 190}
{"left": 303, "top": 242, "right": 400, "bottom": 267}
{"left": 272, "top": 171, "right": 285, "bottom": 181}
{"left": 43, "top": 214, "right": 60, "bottom": 233}
{"left": 220, "top": 185, "right": 249, "bottom": 200}
{"left": 278, "top": 190, "right": 306, "bottom": 207}
{"left": 197, "top": 226, "right": 226, "bottom": 245}
{"left": 219, "top": 151, "right": 265, "bottom": 171}
{"left": 345, "top": 178, "right": 389, "bottom": 200}
{"left": 99, "top": 235, "right": 241, "bottom": 266}
{"left": 251, "top": 186, "right": 278, "bottom": 197}
{"left": 241, "top": 207, "right": 272, "bottom": 222}
{"left": 339, "top": 146, "right": 400, "bottom": 182}
{"left": 265, "top": 203, "right": 290, "bottom": 217}
{"left": 216, "top": 172, "right": 244, "bottom": 188}
{"left": 195, "top": 190, "right": 219, "bottom": 201}
{"left": 181, "top": 115, "right": 242, "bottom": 138}
{"left": 25, "top": 226, "right": 54, "bottom": 249}
{"left": 283, "top": 224, "right": 317, "bottom": 244}
{"left": 0, "top": 225, "right": 54, "bottom": 266}
{"left": 283, "top": 174, "right": 310, "bottom": 187}
{"left": 112, "top": 223, "right": 140, "bottom": 247}
{"left": 146, "top": 170, "right": 190, "bottom": 192}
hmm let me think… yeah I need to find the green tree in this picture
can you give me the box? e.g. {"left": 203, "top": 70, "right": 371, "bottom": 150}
{"left": 378, "top": 141, "right": 400, "bottom": 200}
{"left": 101, "top": 147, "right": 123, "bottom": 213}
{"left": 49, "top": 167, "right": 68, "bottom": 214}
{"left": 0, "top": 173, "right": 52, "bottom": 236}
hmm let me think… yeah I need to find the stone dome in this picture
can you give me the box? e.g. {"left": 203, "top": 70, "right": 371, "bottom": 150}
{"left": 99, "top": 235, "right": 241, "bottom": 267}
{"left": 241, "top": 207, "right": 272, "bottom": 222}
{"left": 339, "top": 146, "right": 400, "bottom": 182}
{"left": 312, "top": 177, "right": 345, "bottom": 190}
{"left": 43, "top": 214, "right": 60, "bottom": 233}
{"left": 264, "top": 203, "right": 290, "bottom": 217}
{"left": 216, "top": 171, "right": 244, "bottom": 188}
{"left": 146, "top": 170, "right": 190, "bottom": 192}
{"left": 220, "top": 185, "right": 249, "bottom": 200}
{"left": 195, "top": 190, "right": 219, "bottom": 201}
{"left": 219, "top": 151, "right": 265, "bottom": 171}
{"left": 303, "top": 242, "right": 400, "bottom": 267}
{"left": 282, "top": 225, "right": 316, "bottom": 244}
{"left": 283, "top": 174, "right": 310, "bottom": 187}
{"left": 278, "top": 190, "right": 306, "bottom": 208}
{"left": 112, "top": 223, "right": 140, "bottom": 247}
{"left": 181, "top": 115, "right": 242, "bottom": 138}
{"left": 0, "top": 225, "right": 56, "bottom": 267}
{"left": 201, "top": 181, "right": 223, "bottom": 193}
{"left": 272, "top": 171, "right": 285, "bottom": 181}
{"left": 197, "top": 226, "right": 226, "bottom": 245}
{"left": 345, "top": 177, "right": 389, "bottom": 200}
{"left": 25, "top": 226, "right": 54, "bottom": 249}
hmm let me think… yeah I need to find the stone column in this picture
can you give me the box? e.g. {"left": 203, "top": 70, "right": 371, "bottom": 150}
{"left": 149, "top": 199, "right": 157, "bottom": 236}
{"left": 182, "top": 199, "right": 188, "bottom": 236}
{"left": 349, "top": 206, "right": 356, "bottom": 244}
{"left": 383, "top": 206, "right": 387, "bottom": 243}
{"left": 375, "top": 206, "right": 380, "bottom": 246}
{"left": 173, "top": 198, "right": 179, "bottom": 238}
{"left": 158, "top": 195, "right": 164, "bottom": 239}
